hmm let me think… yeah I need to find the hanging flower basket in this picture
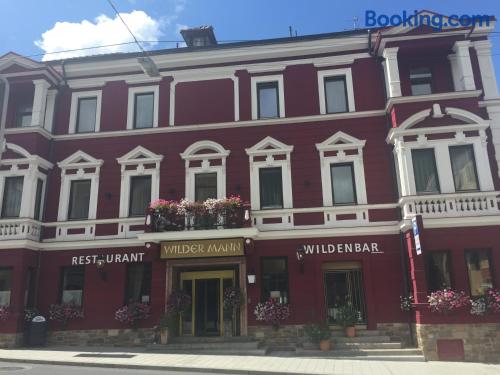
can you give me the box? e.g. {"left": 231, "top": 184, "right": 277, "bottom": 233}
{"left": 49, "top": 303, "right": 83, "bottom": 326}
{"left": 470, "top": 288, "right": 500, "bottom": 315}
{"left": 0, "top": 306, "right": 10, "bottom": 322}
{"left": 115, "top": 302, "right": 151, "bottom": 328}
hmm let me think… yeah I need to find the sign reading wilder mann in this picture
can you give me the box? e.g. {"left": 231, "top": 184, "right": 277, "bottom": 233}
{"left": 161, "top": 238, "right": 245, "bottom": 259}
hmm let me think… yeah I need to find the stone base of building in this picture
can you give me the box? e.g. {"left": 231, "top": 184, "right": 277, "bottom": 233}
{"left": 47, "top": 328, "right": 155, "bottom": 347}
{"left": 415, "top": 323, "right": 500, "bottom": 362}
{"left": 248, "top": 324, "right": 306, "bottom": 346}
{"left": 0, "top": 333, "right": 23, "bottom": 348}
{"left": 377, "top": 323, "right": 414, "bottom": 346}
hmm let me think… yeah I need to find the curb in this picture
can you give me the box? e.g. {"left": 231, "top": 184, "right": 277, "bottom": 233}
{"left": 0, "top": 357, "right": 296, "bottom": 375}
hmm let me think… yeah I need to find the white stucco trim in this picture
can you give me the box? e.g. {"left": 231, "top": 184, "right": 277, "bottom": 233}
{"left": 181, "top": 140, "right": 230, "bottom": 201}
{"left": 57, "top": 150, "right": 103, "bottom": 221}
{"left": 117, "top": 146, "right": 163, "bottom": 217}
{"left": 317, "top": 68, "right": 355, "bottom": 114}
{"left": 245, "top": 136, "right": 294, "bottom": 210}
{"left": 316, "top": 132, "right": 367, "bottom": 206}
{"left": 250, "top": 75, "right": 285, "bottom": 120}
{"left": 68, "top": 90, "right": 102, "bottom": 134}
{"left": 126, "top": 85, "right": 159, "bottom": 130}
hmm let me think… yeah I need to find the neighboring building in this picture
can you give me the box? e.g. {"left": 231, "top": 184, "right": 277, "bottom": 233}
{"left": 0, "top": 11, "right": 499, "bottom": 361}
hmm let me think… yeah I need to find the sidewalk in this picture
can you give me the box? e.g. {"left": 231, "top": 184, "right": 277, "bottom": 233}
{"left": 0, "top": 346, "right": 499, "bottom": 375}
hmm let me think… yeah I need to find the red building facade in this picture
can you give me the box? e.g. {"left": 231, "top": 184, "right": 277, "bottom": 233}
{"left": 0, "top": 15, "right": 499, "bottom": 361}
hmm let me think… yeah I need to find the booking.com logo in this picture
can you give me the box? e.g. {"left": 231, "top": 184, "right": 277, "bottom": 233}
{"left": 365, "top": 10, "right": 491, "bottom": 30}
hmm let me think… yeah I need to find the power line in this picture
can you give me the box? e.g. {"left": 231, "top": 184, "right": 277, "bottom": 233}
{"left": 105, "top": 0, "right": 146, "bottom": 55}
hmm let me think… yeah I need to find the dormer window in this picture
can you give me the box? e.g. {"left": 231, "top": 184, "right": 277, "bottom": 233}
{"left": 15, "top": 103, "right": 32, "bottom": 127}
{"left": 410, "top": 67, "right": 433, "bottom": 96}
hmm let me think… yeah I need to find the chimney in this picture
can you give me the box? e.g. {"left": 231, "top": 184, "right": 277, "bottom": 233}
{"left": 180, "top": 26, "right": 217, "bottom": 47}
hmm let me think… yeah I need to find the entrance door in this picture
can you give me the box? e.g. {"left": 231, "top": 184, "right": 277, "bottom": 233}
{"left": 323, "top": 262, "right": 366, "bottom": 325}
{"left": 180, "top": 270, "right": 234, "bottom": 336}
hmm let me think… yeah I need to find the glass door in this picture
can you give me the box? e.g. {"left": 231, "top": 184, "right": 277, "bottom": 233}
{"left": 180, "top": 270, "right": 235, "bottom": 336}
{"left": 324, "top": 264, "right": 366, "bottom": 325}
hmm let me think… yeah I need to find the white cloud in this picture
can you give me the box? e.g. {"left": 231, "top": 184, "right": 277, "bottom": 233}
{"left": 35, "top": 10, "right": 162, "bottom": 61}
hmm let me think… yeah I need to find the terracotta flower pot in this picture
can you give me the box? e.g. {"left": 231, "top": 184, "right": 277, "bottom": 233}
{"left": 319, "top": 339, "right": 331, "bottom": 351}
{"left": 345, "top": 326, "right": 356, "bottom": 338}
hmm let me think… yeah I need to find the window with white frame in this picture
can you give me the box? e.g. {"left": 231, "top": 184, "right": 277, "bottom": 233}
{"left": 318, "top": 68, "right": 355, "bottom": 114}
{"left": 388, "top": 105, "right": 494, "bottom": 197}
{"left": 251, "top": 75, "right": 285, "bottom": 120}
{"left": 316, "top": 132, "right": 367, "bottom": 206}
{"left": 0, "top": 143, "right": 52, "bottom": 220}
{"left": 410, "top": 67, "right": 433, "bottom": 96}
{"left": 245, "top": 137, "right": 293, "bottom": 210}
{"left": 0, "top": 268, "right": 13, "bottom": 307}
{"left": 57, "top": 151, "right": 102, "bottom": 221}
{"left": 181, "top": 141, "right": 229, "bottom": 201}
{"left": 127, "top": 85, "right": 159, "bottom": 129}
{"left": 117, "top": 146, "right": 162, "bottom": 218}
{"left": 68, "top": 91, "right": 102, "bottom": 134}
{"left": 15, "top": 103, "right": 33, "bottom": 127}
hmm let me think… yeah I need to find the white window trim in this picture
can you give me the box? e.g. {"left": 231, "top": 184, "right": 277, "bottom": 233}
{"left": 68, "top": 90, "right": 102, "bottom": 134}
{"left": 126, "top": 85, "right": 160, "bottom": 130}
{"left": 251, "top": 75, "right": 285, "bottom": 120}
{"left": 317, "top": 68, "right": 355, "bottom": 114}
{"left": 0, "top": 143, "right": 52, "bottom": 219}
{"left": 117, "top": 146, "right": 163, "bottom": 217}
{"left": 316, "top": 131, "right": 367, "bottom": 206}
{"left": 57, "top": 150, "right": 103, "bottom": 221}
{"left": 181, "top": 141, "right": 229, "bottom": 201}
{"left": 245, "top": 136, "right": 293, "bottom": 210}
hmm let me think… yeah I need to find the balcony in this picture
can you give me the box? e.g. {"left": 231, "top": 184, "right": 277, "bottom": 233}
{"left": 400, "top": 191, "right": 500, "bottom": 220}
{"left": 0, "top": 219, "right": 41, "bottom": 241}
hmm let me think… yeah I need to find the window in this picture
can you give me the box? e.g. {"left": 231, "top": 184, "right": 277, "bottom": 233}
{"left": 24, "top": 268, "right": 36, "bottom": 308}
{"left": 60, "top": 266, "right": 84, "bottom": 306}
{"left": 259, "top": 167, "right": 283, "bottom": 209}
{"left": 1, "top": 176, "right": 24, "bottom": 218}
{"left": 33, "top": 178, "right": 44, "bottom": 220}
{"left": 412, "top": 149, "right": 440, "bottom": 194}
{"left": 68, "top": 179, "right": 91, "bottom": 220}
{"left": 324, "top": 76, "right": 348, "bottom": 113}
{"left": 125, "top": 263, "right": 152, "bottom": 304}
{"left": 76, "top": 97, "right": 97, "bottom": 133}
{"left": 425, "top": 252, "right": 452, "bottom": 292}
{"left": 410, "top": 67, "right": 433, "bottom": 95}
{"left": 15, "top": 103, "right": 32, "bottom": 127}
{"left": 261, "top": 258, "right": 289, "bottom": 303}
{"left": 194, "top": 173, "right": 218, "bottom": 202}
{"left": 257, "top": 82, "right": 279, "bottom": 119}
{"left": 465, "top": 250, "right": 494, "bottom": 296}
{"left": 133, "top": 93, "right": 154, "bottom": 129}
{"left": 449, "top": 145, "right": 479, "bottom": 191}
{"left": 0, "top": 268, "right": 13, "bottom": 307}
{"left": 129, "top": 176, "right": 152, "bottom": 217}
{"left": 330, "top": 163, "right": 356, "bottom": 205}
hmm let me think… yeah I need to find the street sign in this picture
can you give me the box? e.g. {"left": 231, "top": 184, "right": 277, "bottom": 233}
{"left": 412, "top": 216, "right": 422, "bottom": 255}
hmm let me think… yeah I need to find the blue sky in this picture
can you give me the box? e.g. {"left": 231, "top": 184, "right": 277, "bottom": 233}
{"left": 1, "top": 0, "right": 500, "bottom": 73}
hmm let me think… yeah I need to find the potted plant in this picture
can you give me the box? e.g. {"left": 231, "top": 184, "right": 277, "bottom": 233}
{"left": 114, "top": 302, "right": 151, "bottom": 329}
{"left": 470, "top": 288, "right": 500, "bottom": 315}
{"left": 223, "top": 287, "right": 243, "bottom": 336}
{"left": 165, "top": 290, "right": 192, "bottom": 337}
{"left": 157, "top": 313, "right": 174, "bottom": 344}
{"left": 336, "top": 304, "right": 358, "bottom": 337}
{"left": 304, "top": 322, "right": 332, "bottom": 351}
{"left": 253, "top": 299, "right": 291, "bottom": 330}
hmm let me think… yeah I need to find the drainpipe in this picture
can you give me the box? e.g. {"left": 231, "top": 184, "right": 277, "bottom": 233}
{"left": 0, "top": 76, "right": 10, "bottom": 161}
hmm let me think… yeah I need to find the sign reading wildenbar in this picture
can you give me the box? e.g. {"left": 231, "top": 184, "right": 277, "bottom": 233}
{"left": 161, "top": 238, "right": 244, "bottom": 259}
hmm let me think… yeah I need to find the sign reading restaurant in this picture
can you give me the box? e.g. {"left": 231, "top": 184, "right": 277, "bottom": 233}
{"left": 71, "top": 252, "right": 145, "bottom": 265}
{"left": 161, "top": 238, "right": 244, "bottom": 259}
{"left": 302, "top": 242, "right": 383, "bottom": 255}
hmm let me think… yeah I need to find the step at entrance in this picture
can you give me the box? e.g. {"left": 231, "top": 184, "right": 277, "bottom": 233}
{"left": 149, "top": 337, "right": 266, "bottom": 356}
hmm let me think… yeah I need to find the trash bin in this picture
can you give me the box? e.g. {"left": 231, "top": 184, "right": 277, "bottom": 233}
{"left": 27, "top": 315, "right": 47, "bottom": 347}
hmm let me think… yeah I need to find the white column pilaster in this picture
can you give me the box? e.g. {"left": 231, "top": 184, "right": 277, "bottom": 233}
{"left": 30, "top": 79, "right": 50, "bottom": 127}
{"left": 484, "top": 103, "right": 500, "bottom": 177}
{"left": 382, "top": 47, "right": 401, "bottom": 98}
{"left": 474, "top": 40, "right": 500, "bottom": 100}
{"left": 449, "top": 41, "right": 476, "bottom": 91}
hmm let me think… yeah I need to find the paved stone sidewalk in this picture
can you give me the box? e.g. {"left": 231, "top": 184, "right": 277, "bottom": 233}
{"left": 0, "top": 347, "right": 499, "bottom": 375}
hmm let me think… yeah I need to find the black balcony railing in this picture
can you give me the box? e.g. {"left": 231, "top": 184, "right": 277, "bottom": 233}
{"left": 145, "top": 199, "right": 250, "bottom": 232}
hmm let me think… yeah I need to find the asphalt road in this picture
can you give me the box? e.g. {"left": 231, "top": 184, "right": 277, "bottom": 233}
{"left": 0, "top": 361, "right": 235, "bottom": 375}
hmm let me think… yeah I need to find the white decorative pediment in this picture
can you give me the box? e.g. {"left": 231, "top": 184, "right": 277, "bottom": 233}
{"left": 315, "top": 131, "right": 366, "bottom": 152}
{"left": 58, "top": 150, "right": 103, "bottom": 170}
{"left": 245, "top": 136, "right": 293, "bottom": 156}
{"left": 0, "top": 142, "right": 53, "bottom": 170}
{"left": 180, "top": 140, "right": 230, "bottom": 161}
{"left": 117, "top": 146, "right": 163, "bottom": 166}
{"left": 0, "top": 52, "right": 44, "bottom": 72}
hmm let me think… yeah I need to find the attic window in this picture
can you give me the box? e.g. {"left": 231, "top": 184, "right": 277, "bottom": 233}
{"left": 410, "top": 67, "right": 433, "bottom": 96}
